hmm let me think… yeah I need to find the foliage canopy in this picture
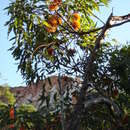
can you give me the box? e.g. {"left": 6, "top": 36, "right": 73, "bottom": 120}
{"left": 5, "top": 0, "right": 110, "bottom": 83}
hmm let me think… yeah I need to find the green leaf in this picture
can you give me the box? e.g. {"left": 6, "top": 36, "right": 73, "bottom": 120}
{"left": 42, "top": 20, "right": 51, "bottom": 28}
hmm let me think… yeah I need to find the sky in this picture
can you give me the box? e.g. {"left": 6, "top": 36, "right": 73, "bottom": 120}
{"left": 0, "top": 0, "right": 130, "bottom": 87}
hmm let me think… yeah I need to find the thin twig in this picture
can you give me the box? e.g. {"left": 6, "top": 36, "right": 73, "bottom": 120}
{"left": 32, "top": 42, "right": 56, "bottom": 58}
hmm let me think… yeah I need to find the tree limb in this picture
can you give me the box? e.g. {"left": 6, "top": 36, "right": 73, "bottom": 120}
{"left": 69, "top": 13, "right": 130, "bottom": 36}
{"left": 67, "top": 12, "right": 130, "bottom": 130}
{"left": 84, "top": 96, "right": 121, "bottom": 118}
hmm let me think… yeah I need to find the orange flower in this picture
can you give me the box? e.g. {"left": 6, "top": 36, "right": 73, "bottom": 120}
{"left": 46, "top": 26, "right": 57, "bottom": 33}
{"left": 49, "top": 3, "right": 58, "bottom": 11}
{"left": 48, "top": 15, "right": 58, "bottom": 27}
{"left": 46, "top": 15, "right": 62, "bottom": 33}
{"left": 47, "top": 48, "right": 54, "bottom": 55}
{"left": 72, "top": 21, "right": 80, "bottom": 31}
{"left": 9, "top": 107, "right": 14, "bottom": 119}
{"left": 72, "top": 13, "right": 80, "bottom": 21}
{"left": 9, "top": 124, "right": 14, "bottom": 129}
{"left": 57, "top": 17, "right": 62, "bottom": 25}
{"left": 46, "top": 15, "right": 62, "bottom": 32}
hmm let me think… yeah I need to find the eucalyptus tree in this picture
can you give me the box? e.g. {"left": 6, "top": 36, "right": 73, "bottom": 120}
{"left": 4, "top": 0, "right": 130, "bottom": 130}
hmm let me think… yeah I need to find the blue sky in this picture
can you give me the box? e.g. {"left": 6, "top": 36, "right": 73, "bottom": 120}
{"left": 0, "top": 0, "right": 130, "bottom": 87}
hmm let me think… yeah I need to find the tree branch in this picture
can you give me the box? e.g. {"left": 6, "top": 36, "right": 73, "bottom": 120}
{"left": 69, "top": 13, "right": 130, "bottom": 36}
{"left": 67, "top": 12, "right": 130, "bottom": 130}
{"left": 84, "top": 95, "right": 121, "bottom": 118}
{"left": 111, "top": 13, "right": 130, "bottom": 21}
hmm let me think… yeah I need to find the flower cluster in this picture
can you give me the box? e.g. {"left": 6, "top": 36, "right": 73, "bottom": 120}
{"left": 49, "top": 0, "right": 62, "bottom": 11}
{"left": 71, "top": 13, "right": 81, "bottom": 31}
{"left": 46, "top": 15, "right": 62, "bottom": 33}
{"left": 46, "top": 1, "right": 81, "bottom": 32}
{"left": 9, "top": 107, "right": 15, "bottom": 129}
{"left": 10, "top": 107, "right": 14, "bottom": 119}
